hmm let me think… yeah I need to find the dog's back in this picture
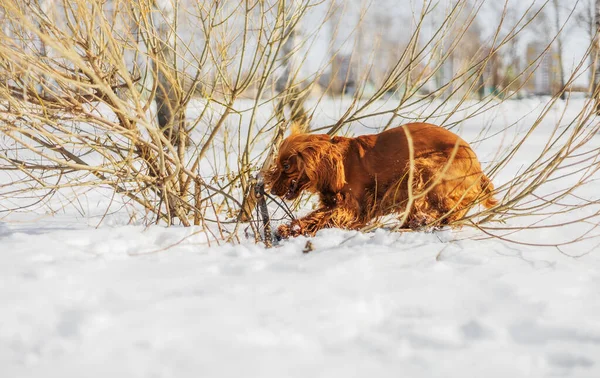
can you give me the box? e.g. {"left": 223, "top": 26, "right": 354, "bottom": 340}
{"left": 346, "top": 123, "right": 497, "bottom": 225}
{"left": 267, "top": 123, "right": 498, "bottom": 237}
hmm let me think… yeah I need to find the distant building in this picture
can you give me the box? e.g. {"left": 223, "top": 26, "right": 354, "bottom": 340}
{"left": 525, "top": 42, "right": 561, "bottom": 96}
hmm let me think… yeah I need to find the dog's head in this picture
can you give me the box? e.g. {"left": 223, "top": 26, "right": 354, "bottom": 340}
{"left": 264, "top": 133, "right": 346, "bottom": 200}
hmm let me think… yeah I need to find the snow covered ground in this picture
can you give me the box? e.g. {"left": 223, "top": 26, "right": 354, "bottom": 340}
{"left": 2, "top": 98, "right": 600, "bottom": 377}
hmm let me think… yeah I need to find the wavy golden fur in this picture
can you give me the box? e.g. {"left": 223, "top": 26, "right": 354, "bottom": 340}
{"left": 264, "top": 123, "right": 497, "bottom": 238}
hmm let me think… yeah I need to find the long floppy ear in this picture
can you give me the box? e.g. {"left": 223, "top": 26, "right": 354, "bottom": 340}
{"left": 296, "top": 135, "right": 346, "bottom": 193}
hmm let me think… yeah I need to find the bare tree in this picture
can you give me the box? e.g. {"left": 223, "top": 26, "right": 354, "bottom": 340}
{"left": 486, "top": 1, "right": 528, "bottom": 97}
{"left": 551, "top": 0, "right": 567, "bottom": 99}
{"left": 574, "top": 0, "right": 600, "bottom": 109}
{"left": 152, "top": 0, "right": 186, "bottom": 147}
{"left": 576, "top": 0, "right": 595, "bottom": 44}
{"left": 594, "top": 0, "right": 600, "bottom": 111}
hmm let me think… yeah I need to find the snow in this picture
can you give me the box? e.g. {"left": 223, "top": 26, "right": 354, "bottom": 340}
{"left": 2, "top": 225, "right": 600, "bottom": 377}
{"left": 2, "top": 98, "right": 600, "bottom": 377}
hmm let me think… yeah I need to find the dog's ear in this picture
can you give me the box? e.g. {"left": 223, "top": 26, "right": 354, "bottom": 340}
{"left": 296, "top": 136, "right": 345, "bottom": 193}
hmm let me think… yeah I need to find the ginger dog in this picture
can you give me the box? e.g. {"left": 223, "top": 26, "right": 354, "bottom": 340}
{"left": 264, "top": 123, "right": 497, "bottom": 238}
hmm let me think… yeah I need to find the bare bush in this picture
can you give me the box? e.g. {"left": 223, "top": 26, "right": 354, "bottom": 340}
{"left": 0, "top": 0, "right": 598, "bottom": 251}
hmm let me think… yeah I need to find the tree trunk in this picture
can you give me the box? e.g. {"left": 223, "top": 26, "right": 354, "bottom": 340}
{"left": 34, "top": 0, "right": 55, "bottom": 97}
{"left": 552, "top": 0, "right": 567, "bottom": 99}
{"left": 275, "top": 24, "right": 309, "bottom": 133}
{"left": 151, "top": 0, "right": 186, "bottom": 147}
{"left": 148, "top": 0, "right": 189, "bottom": 225}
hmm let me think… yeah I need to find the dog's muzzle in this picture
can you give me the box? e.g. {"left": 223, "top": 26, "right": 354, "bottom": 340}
{"left": 285, "top": 179, "right": 298, "bottom": 200}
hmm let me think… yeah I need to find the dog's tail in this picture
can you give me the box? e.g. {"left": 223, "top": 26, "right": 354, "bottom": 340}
{"left": 479, "top": 174, "right": 498, "bottom": 209}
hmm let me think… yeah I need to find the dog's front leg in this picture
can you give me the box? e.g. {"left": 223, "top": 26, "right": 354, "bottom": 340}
{"left": 277, "top": 206, "right": 363, "bottom": 238}
{"left": 277, "top": 207, "right": 331, "bottom": 238}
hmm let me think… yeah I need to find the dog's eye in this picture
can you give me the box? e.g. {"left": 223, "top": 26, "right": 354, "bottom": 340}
{"left": 282, "top": 162, "right": 290, "bottom": 171}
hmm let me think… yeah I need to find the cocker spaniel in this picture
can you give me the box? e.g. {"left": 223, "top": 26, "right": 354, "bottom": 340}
{"left": 264, "top": 123, "right": 497, "bottom": 238}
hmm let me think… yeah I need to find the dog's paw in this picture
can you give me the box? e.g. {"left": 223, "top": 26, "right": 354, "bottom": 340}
{"left": 276, "top": 224, "right": 291, "bottom": 239}
{"left": 407, "top": 213, "right": 436, "bottom": 230}
{"left": 290, "top": 221, "right": 304, "bottom": 237}
{"left": 276, "top": 221, "right": 305, "bottom": 239}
